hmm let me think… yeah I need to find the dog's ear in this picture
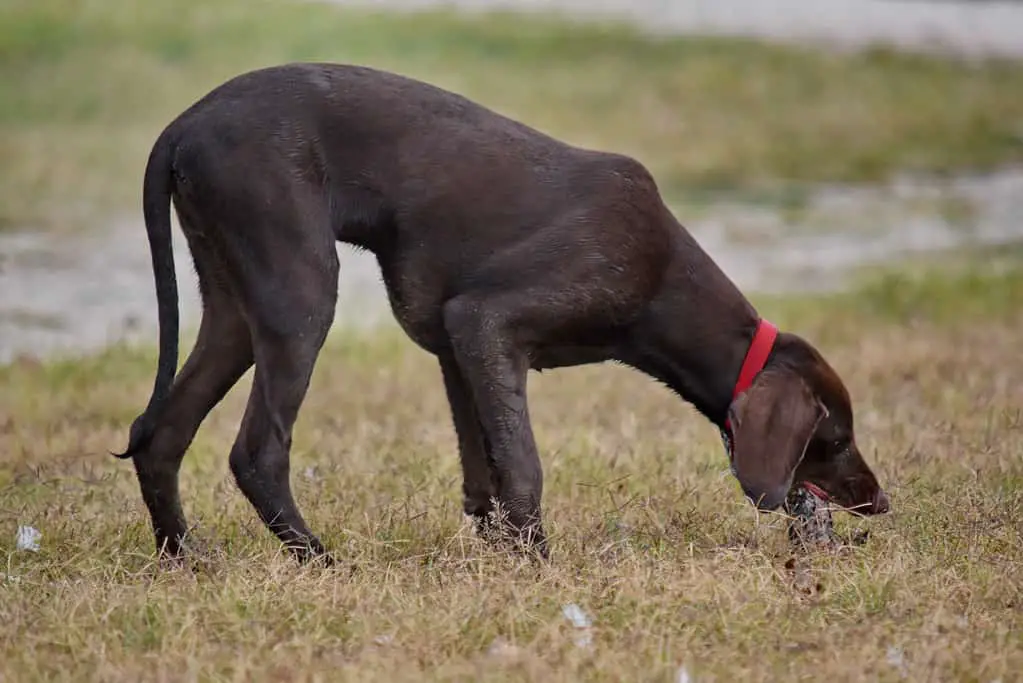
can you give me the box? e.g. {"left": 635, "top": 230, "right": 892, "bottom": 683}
{"left": 727, "top": 369, "right": 825, "bottom": 511}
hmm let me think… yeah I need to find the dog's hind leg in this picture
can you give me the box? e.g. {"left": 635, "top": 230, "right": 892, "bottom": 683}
{"left": 133, "top": 240, "right": 254, "bottom": 559}
{"left": 228, "top": 295, "right": 337, "bottom": 563}
{"left": 224, "top": 220, "right": 339, "bottom": 565}
{"left": 438, "top": 354, "right": 497, "bottom": 533}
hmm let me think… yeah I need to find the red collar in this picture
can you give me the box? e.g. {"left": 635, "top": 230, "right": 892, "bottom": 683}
{"left": 721, "top": 319, "right": 830, "bottom": 503}
{"left": 723, "top": 318, "right": 778, "bottom": 434}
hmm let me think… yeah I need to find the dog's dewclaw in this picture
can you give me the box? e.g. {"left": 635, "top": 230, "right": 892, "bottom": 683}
{"left": 785, "top": 486, "right": 836, "bottom": 548}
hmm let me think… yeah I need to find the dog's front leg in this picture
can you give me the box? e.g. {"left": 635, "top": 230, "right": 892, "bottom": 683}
{"left": 438, "top": 354, "right": 497, "bottom": 533}
{"left": 443, "top": 297, "right": 548, "bottom": 559}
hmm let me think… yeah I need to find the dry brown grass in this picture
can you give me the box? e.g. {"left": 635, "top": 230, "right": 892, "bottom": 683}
{"left": 0, "top": 264, "right": 1021, "bottom": 681}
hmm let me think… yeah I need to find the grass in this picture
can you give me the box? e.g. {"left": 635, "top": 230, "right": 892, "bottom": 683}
{"left": 2, "top": 0, "right": 1022, "bottom": 678}
{"left": 4, "top": 0, "right": 1023, "bottom": 231}
{"left": 0, "top": 258, "right": 1021, "bottom": 681}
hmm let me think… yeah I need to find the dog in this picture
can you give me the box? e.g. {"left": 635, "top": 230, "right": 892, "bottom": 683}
{"left": 116, "top": 62, "right": 890, "bottom": 564}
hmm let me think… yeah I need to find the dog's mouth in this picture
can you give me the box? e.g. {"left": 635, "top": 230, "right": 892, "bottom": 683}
{"left": 799, "top": 479, "right": 890, "bottom": 516}
{"left": 799, "top": 480, "right": 830, "bottom": 502}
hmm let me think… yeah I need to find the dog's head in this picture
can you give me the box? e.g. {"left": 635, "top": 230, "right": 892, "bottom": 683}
{"left": 726, "top": 332, "right": 889, "bottom": 516}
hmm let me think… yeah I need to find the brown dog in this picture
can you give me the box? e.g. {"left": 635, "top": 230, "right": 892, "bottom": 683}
{"left": 116, "top": 62, "right": 889, "bottom": 564}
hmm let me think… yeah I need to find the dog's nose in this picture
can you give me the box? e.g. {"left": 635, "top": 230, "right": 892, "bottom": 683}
{"left": 872, "top": 489, "right": 890, "bottom": 514}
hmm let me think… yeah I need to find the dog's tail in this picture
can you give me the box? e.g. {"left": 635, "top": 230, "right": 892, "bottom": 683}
{"left": 113, "top": 130, "right": 179, "bottom": 459}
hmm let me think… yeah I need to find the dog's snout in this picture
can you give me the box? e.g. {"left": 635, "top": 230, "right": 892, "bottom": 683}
{"left": 872, "top": 489, "right": 890, "bottom": 515}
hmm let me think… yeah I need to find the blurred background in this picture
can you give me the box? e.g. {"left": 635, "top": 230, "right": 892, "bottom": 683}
{"left": 2, "top": 0, "right": 1022, "bottom": 363}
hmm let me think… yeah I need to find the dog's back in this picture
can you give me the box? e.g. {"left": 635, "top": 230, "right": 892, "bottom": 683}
{"left": 162, "top": 62, "right": 656, "bottom": 252}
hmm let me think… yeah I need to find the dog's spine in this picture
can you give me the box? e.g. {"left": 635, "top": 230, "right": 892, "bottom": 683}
{"left": 113, "top": 130, "right": 179, "bottom": 459}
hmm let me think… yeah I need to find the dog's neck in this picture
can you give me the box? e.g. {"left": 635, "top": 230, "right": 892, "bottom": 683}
{"left": 617, "top": 221, "right": 771, "bottom": 430}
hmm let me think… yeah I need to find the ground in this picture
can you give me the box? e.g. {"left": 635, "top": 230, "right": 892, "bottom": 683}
{"left": 1, "top": 1, "right": 1022, "bottom": 681}
{"left": 1, "top": 260, "right": 1020, "bottom": 682}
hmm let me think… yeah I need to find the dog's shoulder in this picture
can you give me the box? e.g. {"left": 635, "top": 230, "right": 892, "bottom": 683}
{"left": 567, "top": 149, "right": 662, "bottom": 203}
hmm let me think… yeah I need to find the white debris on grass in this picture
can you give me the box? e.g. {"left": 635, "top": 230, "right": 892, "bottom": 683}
{"left": 561, "top": 603, "right": 593, "bottom": 649}
{"left": 487, "top": 637, "right": 523, "bottom": 659}
{"left": 16, "top": 525, "right": 41, "bottom": 552}
{"left": 676, "top": 664, "right": 694, "bottom": 683}
{"left": 886, "top": 645, "right": 908, "bottom": 678}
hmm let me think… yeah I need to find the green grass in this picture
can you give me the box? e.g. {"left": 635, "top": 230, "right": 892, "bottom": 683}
{"left": 0, "top": 259, "right": 1021, "bottom": 681}
{"left": 763, "top": 241, "right": 1023, "bottom": 340}
{"left": 3, "top": 0, "right": 1023, "bottom": 231}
